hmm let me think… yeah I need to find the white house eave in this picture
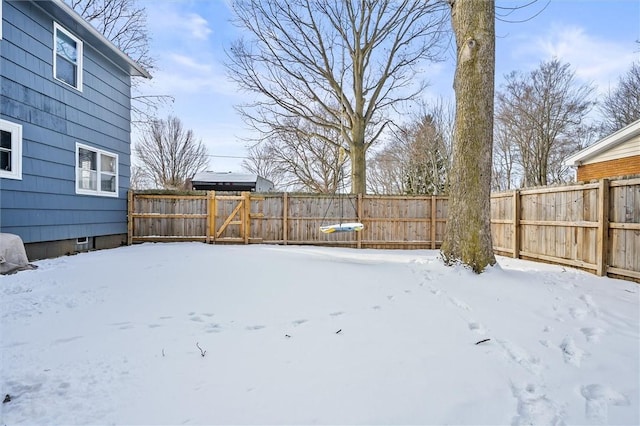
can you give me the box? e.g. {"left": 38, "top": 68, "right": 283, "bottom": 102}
{"left": 34, "top": 0, "right": 151, "bottom": 79}
{"left": 564, "top": 119, "right": 640, "bottom": 166}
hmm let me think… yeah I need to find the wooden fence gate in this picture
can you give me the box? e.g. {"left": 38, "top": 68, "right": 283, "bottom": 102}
{"left": 128, "top": 191, "right": 253, "bottom": 244}
{"left": 209, "top": 192, "right": 252, "bottom": 243}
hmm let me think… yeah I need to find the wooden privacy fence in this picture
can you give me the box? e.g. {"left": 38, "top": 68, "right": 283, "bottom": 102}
{"left": 491, "top": 177, "right": 639, "bottom": 282}
{"left": 128, "top": 177, "right": 639, "bottom": 282}
{"left": 128, "top": 192, "right": 448, "bottom": 249}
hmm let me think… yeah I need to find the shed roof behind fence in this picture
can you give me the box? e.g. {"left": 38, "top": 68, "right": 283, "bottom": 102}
{"left": 192, "top": 172, "right": 260, "bottom": 184}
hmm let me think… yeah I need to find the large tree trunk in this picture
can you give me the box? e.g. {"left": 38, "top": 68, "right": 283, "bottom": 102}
{"left": 350, "top": 130, "right": 367, "bottom": 195}
{"left": 440, "top": 0, "right": 496, "bottom": 273}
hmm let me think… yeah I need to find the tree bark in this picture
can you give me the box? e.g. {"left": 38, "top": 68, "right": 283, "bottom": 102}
{"left": 440, "top": 0, "right": 496, "bottom": 273}
{"left": 349, "top": 123, "right": 367, "bottom": 195}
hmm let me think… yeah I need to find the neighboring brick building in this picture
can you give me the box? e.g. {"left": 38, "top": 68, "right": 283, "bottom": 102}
{"left": 565, "top": 119, "right": 640, "bottom": 181}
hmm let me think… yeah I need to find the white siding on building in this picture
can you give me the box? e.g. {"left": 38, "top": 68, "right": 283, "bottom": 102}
{"left": 581, "top": 135, "right": 640, "bottom": 165}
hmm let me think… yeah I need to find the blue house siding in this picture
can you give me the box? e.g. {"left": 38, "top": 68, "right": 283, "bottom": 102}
{"left": 0, "top": 0, "right": 138, "bottom": 249}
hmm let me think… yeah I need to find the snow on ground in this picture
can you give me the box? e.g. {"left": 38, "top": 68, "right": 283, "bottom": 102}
{"left": 1, "top": 243, "right": 638, "bottom": 425}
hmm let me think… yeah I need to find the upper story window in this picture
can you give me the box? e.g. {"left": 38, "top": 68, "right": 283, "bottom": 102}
{"left": 76, "top": 143, "right": 118, "bottom": 197}
{"left": 0, "top": 118, "right": 23, "bottom": 180}
{"left": 54, "top": 23, "right": 83, "bottom": 90}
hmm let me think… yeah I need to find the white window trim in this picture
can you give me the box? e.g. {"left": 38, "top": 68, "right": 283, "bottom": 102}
{"left": 53, "top": 22, "right": 83, "bottom": 91}
{"left": 0, "top": 118, "right": 23, "bottom": 180}
{"left": 75, "top": 143, "right": 119, "bottom": 197}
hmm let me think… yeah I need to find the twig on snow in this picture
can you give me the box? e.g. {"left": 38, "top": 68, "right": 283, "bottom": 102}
{"left": 475, "top": 338, "right": 491, "bottom": 345}
{"left": 196, "top": 342, "right": 206, "bottom": 357}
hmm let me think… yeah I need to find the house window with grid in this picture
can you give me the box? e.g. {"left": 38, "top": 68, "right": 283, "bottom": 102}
{"left": 0, "top": 118, "right": 22, "bottom": 180}
{"left": 54, "top": 23, "right": 83, "bottom": 90}
{"left": 76, "top": 144, "right": 118, "bottom": 197}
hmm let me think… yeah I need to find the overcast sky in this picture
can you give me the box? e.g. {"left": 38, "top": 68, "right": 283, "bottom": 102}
{"left": 134, "top": 0, "right": 640, "bottom": 173}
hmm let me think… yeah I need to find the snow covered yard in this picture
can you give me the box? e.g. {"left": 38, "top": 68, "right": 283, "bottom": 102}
{"left": 1, "top": 243, "right": 638, "bottom": 425}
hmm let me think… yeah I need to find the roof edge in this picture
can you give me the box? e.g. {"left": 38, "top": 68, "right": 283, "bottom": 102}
{"left": 565, "top": 119, "right": 640, "bottom": 166}
{"left": 36, "top": 0, "right": 151, "bottom": 79}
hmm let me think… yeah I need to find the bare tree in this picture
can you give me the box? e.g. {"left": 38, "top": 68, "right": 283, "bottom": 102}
{"left": 495, "top": 59, "right": 594, "bottom": 187}
{"left": 227, "top": 0, "right": 448, "bottom": 194}
{"left": 492, "top": 123, "right": 518, "bottom": 191}
{"left": 134, "top": 116, "right": 209, "bottom": 189}
{"left": 66, "top": 0, "right": 173, "bottom": 125}
{"left": 599, "top": 62, "right": 640, "bottom": 133}
{"left": 367, "top": 146, "right": 407, "bottom": 195}
{"left": 440, "top": 0, "right": 496, "bottom": 273}
{"left": 368, "top": 100, "right": 453, "bottom": 195}
{"left": 242, "top": 144, "right": 288, "bottom": 190}
{"left": 243, "top": 120, "right": 345, "bottom": 193}
{"left": 129, "top": 164, "right": 153, "bottom": 190}
{"left": 242, "top": 104, "right": 350, "bottom": 193}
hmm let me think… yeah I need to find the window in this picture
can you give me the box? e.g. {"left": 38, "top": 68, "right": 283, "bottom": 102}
{"left": 76, "top": 143, "right": 118, "bottom": 197}
{"left": 54, "top": 23, "right": 83, "bottom": 90}
{"left": 0, "top": 118, "right": 22, "bottom": 180}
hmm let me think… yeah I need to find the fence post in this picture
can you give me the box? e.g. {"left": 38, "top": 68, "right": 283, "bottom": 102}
{"left": 357, "top": 193, "right": 363, "bottom": 249}
{"left": 512, "top": 189, "right": 521, "bottom": 258}
{"left": 596, "top": 179, "right": 610, "bottom": 276}
{"left": 127, "top": 190, "right": 134, "bottom": 245}
{"left": 431, "top": 196, "right": 437, "bottom": 249}
{"left": 243, "top": 192, "right": 251, "bottom": 244}
{"left": 205, "top": 191, "right": 213, "bottom": 243}
{"left": 283, "top": 192, "right": 288, "bottom": 245}
{"left": 210, "top": 191, "right": 217, "bottom": 243}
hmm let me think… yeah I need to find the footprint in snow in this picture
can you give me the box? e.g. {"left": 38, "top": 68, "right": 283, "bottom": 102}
{"left": 559, "top": 336, "right": 585, "bottom": 367}
{"left": 511, "top": 382, "right": 566, "bottom": 426}
{"left": 468, "top": 322, "right": 486, "bottom": 334}
{"left": 569, "top": 307, "right": 587, "bottom": 320}
{"left": 579, "top": 294, "right": 599, "bottom": 316}
{"left": 205, "top": 323, "right": 222, "bottom": 333}
{"left": 329, "top": 312, "right": 344, "bottom": 317}
{"left": 246, "top": 325, "right": 265, "bottom": 331}
{"left": 496, "top": 339, "right": 543, "bottom": 376}
{"left": 559, "top": 280, "right": 577, "bottom": 290}
{"left": 581, "top": 384, "right": 630, "bottom": 423}
{"left": 429, "top": 287, "right": 442, "bottom": 296}
{"left": 448, "top": 296, "right": 471, "bottom": 311}
{"left": 292, "top": 319, "right": 309, "bottom": 326}
{"left": 581, "top": 327, "right": 605, "bottom": 343}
